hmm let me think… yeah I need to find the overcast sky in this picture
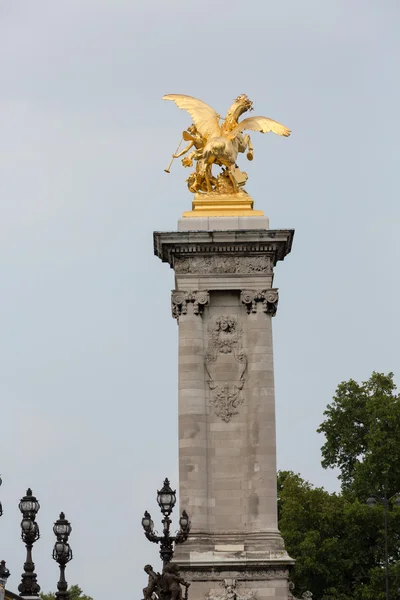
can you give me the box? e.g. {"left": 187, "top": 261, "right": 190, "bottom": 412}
{"left": 1, "top": 1, "right": 399, "bottom": 598}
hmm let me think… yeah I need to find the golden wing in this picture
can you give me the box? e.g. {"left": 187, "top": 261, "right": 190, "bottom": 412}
{"left": 163, "top": 94, "right": 221, "bottom": 141}
{"left": 228, "top": 116, "right": 291, "bottom": 139}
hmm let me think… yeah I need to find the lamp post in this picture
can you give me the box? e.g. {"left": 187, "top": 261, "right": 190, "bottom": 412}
{"left": 18, "top": 488, "right": 41, "bottom": 597}
{"left": 366, "top": 491, "right": 400, "bottom": 600}
{"left": 141, "top": 478, "right": 191, "bottom": 567}
{"left": 52, "top": 512, "right": 73, "bottom": 600}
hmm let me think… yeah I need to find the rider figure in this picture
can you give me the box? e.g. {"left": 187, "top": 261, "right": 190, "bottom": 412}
{"left": 173, "top": 125, "right": 204, "bottom": 168}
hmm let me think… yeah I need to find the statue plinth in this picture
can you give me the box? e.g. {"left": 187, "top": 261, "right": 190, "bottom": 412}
{"left": 154, "top": 219, "right": 295, "bottom": 600}
{"left": 182, "top": 193, "right": 264, "bottom": 218}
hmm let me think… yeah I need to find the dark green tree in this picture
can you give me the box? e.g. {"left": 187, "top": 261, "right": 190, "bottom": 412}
{"left": 40, "top": 585, "right": 93, "bottom": 600}
{"left": 317, "top": 372, "right": 400, "bottom": 499}
{"left": 278, "top": 471, "right": 400, "bottom": 600}
{"left": 278, "top": 372, "right": 400, "bottom": 599}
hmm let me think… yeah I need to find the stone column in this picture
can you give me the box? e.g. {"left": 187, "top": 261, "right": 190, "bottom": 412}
{"left": 154, "top": 218, "right": 295, "bottom": 600}
{"left": 172, "top": 291, "right": 210, "bottom": 536}
{"left": 241, "top": 291, "right": 282, "bottom": 556}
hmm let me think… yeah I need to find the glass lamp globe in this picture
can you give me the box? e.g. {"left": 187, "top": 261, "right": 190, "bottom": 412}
{"left": 53, "top": 540, "right": 72, "bottom": 563}
{"left": 19, "top": 489, "right": 40, "bottom": 516}
{"left": 53, "top": 513, "right": 72, "bottom": 539}
{"left": 142, "top": 512, "right": 153, "bottom": 530}
{"left": 21, "top": 518, "right": 39, "bottom": 542}
{"left": 55, "top": 541, "right": 68, "bottom": 558}
{"left": 157, "top": 478, "right": 176, "bottom": 515}
{"left": 21, "top": 518, "right": 34, "bottom": 533}
{"left": 179, "top": 511, "right": 190, "bottom": 530}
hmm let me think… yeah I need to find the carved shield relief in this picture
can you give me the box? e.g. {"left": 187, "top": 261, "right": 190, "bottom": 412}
{"left": 206, "top": 579, "right": 257, "bottom": 600}
{"left": 205, "top": 315, "right": 247, "bottom": 422}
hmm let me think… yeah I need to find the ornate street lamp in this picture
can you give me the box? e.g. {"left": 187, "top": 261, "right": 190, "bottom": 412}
{"left": 142, "top": 478, "right": 191, "bottom": 566}
{"left": 52, "top": 512, "right": 73, "bottom": 600}
{"left": 18, "top": 488, "right": 41, "bottom": 597}
{"left": 366, "top": 491, "right": 400, "bottom": 600}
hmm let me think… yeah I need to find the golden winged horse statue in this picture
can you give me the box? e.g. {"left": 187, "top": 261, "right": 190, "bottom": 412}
{"left": 163, "top": 94, "right": 290, "bottom": 196}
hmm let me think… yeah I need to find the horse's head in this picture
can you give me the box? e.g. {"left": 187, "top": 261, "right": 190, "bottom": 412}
{"left": 223, "top": 95, "right": 254, "bottom": 130}
{"left": 234, "top": 94, "right": 253, "bottom": 112}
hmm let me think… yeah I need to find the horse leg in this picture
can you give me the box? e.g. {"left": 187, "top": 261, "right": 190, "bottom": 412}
{"left": 243, "top": 134, "right": 254, "bottom": 161}
{"left": 204, "top": 160, "right": 213, "bottom": 192}
{"left": 228, "top": 164, "right": 239, "bottom": 192}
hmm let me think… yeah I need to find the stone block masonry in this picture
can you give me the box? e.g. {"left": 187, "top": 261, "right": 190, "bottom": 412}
{"left": 154, "top": 222, "right": 295, "bottom": 600}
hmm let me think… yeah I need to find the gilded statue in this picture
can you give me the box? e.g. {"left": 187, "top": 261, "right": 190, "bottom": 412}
{"left": 163, "top": 94, "right": 290, "bottom": 197}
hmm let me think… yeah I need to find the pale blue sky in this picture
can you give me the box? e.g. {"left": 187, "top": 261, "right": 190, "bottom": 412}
{"left": 1, "top": 1, "right": 399, "bottom": 598}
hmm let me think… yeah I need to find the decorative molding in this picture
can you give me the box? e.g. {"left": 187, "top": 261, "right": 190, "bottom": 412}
{"left": 241, "top": 569, "right": 289, "bottom": 580}
{"left": 241, "top": 289, "right": 279, "bottom": 316}
{"left": 174, "top": 256, "right": 273, "bottom": 275}
{"left": 179, "top": 572, "right": 213, "bottom": 581}
{"left": 154, "top": 230, "right": 295, "bottom": 269}
{"left": 171, "top": 290, "right": 209, "bottom": 319}
{"left": 180, "top": 568, "right": 290, "bottom": 582}
{"left": 205, "top": 316, "right": 247, "bottom": 422}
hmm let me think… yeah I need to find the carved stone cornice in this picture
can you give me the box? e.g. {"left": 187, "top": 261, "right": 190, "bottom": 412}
{"left": 241, "top": 289, "right": 279, "bottom": 316}
{"left": 154, "top": 230, "right": 294, "bottom": 269}
{"left": 171, "top": 290, "right": 209, "bottom": 319}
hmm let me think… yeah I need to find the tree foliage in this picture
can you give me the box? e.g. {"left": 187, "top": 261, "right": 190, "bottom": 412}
{"left": 40, "top": 585, "right": 93, "bottom": 600}
{"left": 278, "top": 372, "right": 400, "bottom": 599}
{"left": 317, "top": 372, "right": 400, "bottom": 498}
{"left": 278, "top": 471, "right": 400, "bottom": 600}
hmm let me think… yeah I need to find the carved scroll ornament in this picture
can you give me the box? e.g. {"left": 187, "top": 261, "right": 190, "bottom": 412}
{"left": 241, "top": 289, "right": 279, "bottom": 316}
{"left": 171, "top": 290, "right": 209, "bottom": 319}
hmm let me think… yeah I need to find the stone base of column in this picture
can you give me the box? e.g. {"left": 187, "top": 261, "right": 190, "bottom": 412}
{"left": 174, "top": 530, "right": 294, "bottom": 599}
{"left": 177, "top": 216, "right": 270, "bottom": 231}
{"left": 175, "top": 530, "right": 289, "bottom": 560}
{"left": 177, "top": 558, "right": 295, "bottom": 600}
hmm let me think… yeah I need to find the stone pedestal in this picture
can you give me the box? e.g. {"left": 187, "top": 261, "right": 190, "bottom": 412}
{"left": 154, "top": 217, "right": 295, "bottom": 600}
{"left": 181, "top": 193, "right": 264, "bottom": 218}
